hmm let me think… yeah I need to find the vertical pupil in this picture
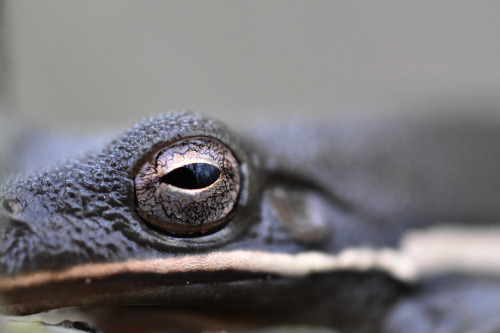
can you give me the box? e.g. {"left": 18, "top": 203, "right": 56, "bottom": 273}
{"left": 162, "top": 163, "right": 221, "bottom": 189}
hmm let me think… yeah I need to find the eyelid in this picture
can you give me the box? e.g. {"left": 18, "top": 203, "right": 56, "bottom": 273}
{"left": 157, "top": 156, "right": 219, "bottom": 178}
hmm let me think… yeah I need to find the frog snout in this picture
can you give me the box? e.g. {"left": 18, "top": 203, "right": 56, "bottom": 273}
{"left": 1, "top": 198, "right": 24, "bottom": 216}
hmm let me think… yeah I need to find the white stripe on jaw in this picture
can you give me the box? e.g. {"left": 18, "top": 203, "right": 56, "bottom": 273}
{"left": 0, "top": 249, "right": 416, "bottom": 290}
{"left": 1, "top": 225, "right": 499, "bottom": 291}
{"left": 213, "top": 224, "right": 500, "bottom": 283}
{"left": 400, "top": 225, "right": 500, "bottom": 279}
{"left": 308, "top": 224, "right": 500, "bottom": 282}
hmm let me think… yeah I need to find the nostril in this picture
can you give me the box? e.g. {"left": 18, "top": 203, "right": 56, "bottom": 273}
{"left": 2, "top": 198, "right": 23, "bottom": 215}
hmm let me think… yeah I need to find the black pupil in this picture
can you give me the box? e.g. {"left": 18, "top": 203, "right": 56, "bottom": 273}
{"left": 162, "top": 163, "right": 221, "bottom": 190}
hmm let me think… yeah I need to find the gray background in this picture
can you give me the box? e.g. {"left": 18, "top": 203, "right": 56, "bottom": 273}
{"left": 2, "top": 1, "right": 500, "bottom": 131}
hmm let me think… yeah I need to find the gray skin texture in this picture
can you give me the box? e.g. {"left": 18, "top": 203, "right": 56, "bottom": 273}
{"left": 1, "top": 111, "right": 500, "bottom": 333}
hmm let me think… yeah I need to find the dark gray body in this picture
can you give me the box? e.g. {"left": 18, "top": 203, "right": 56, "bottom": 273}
{"left": 1, "top": 112, "right": 500, "bottom": 332}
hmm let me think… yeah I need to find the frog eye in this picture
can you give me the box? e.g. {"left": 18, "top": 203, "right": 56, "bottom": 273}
{"left": 134, "top": 137, "right": 240, "bottom": 236}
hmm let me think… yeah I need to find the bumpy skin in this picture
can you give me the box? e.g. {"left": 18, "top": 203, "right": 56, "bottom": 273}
{"left": 0, "top": 112, "right": 401, "bottom": 276}
{"left": 0, "top": 113, "right": 251, "bottom": 275}
{"left": 2, "top": 112, "right": 500, "bottom": 332}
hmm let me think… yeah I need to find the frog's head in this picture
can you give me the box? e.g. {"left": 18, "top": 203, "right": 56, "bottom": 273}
{"left": 0, "top": 112, "right": 407, "bottom": 329}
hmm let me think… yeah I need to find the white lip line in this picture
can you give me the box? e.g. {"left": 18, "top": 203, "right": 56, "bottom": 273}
{"left": 400, "top": 224, "right": 500, "bottom": 278}
{"left": 0, "top": 248, "right": 417, "bottom": 291}
{"left": 1, "top": 225, "right": 500, "bottom": 290}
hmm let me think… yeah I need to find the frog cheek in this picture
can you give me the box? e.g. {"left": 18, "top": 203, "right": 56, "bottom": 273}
{"left": 260, "top": 187, "right": 335, "bottom": 245}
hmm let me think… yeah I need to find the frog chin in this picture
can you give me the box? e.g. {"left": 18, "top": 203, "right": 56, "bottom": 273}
{"left": 0, "top": 268, "right": 408, "bottom": 333}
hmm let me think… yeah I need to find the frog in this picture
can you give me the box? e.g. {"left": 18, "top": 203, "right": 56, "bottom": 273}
{"left": 1, "top": 111, "right": 500, "bottom": 333}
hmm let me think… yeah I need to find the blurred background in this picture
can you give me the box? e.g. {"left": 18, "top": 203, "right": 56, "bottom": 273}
{"left": 1, "top": 1, "right": 500, "bottom": 131}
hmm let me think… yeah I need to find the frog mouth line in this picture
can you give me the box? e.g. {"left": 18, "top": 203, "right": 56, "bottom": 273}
{"left": 2, "top": 225, "right": 500, "bottom": 315}
{"left": 0, "top": 248, "right": 416, "bottom": 315}
{"left": 0, "top": 249, "right": 418, "bottom": 287}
